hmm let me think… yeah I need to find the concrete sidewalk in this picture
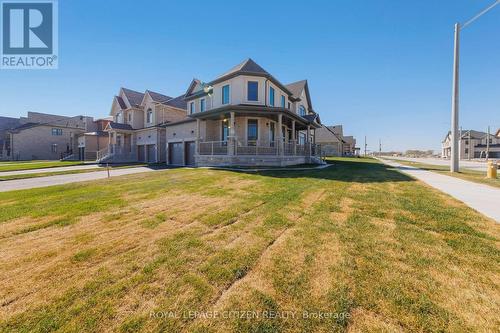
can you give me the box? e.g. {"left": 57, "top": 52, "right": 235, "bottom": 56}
{"left": 381, "top": 159, "right": 500, "bottom": 222}
{"left": 0, "top": 167, "right": 157, "bottom": 192}
{"left": 0, "top": 164, "right": 102, "bottom": 176}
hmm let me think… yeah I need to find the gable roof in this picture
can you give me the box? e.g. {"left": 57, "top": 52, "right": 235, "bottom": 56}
{"left": 121, "top": 88, "right": 144, "bottom": 108}
{"left": 115, "top": 96, "right": 127, "bottom": 110}
{"left": 285, "top": 80, "right": 313, "bottom": 111}
{"left": 146, "top": 90, "right": 173, "bottom": 104}
{"left": 164, "top": 94, "right": 187, "bottom": 110}
{"left": 185, "top": 58, "right": 293, "bottom": 100}
{"left": 105, "top": 122, "right": 134, "bottom": 131}
{"left": 216, "top": 58, "right": 269, "bottom": 79}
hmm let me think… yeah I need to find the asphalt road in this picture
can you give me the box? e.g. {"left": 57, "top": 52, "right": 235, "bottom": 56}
{"left": 0, "top": 164, "right": 102, "bottom": 176}
{"left": 389, "top": 157, "right": 490, "bottom": 172}
{"left": 0, "top": 167, "right": 157, "bottom": 192}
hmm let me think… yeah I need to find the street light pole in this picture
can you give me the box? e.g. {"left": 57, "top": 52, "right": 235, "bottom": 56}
{"left": 449, "top": 0, "right": 500, "bottom": 173}
{"left": 450, "top": 22, "right": 460, "bottom": 172}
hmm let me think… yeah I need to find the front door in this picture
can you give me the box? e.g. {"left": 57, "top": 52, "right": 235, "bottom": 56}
{"left": 185, "top": 141, "right": 196, "bottom": 166}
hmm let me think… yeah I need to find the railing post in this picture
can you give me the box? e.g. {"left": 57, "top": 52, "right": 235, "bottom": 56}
{"left": 211, "top": 141, "right": 214, "bottom": 155}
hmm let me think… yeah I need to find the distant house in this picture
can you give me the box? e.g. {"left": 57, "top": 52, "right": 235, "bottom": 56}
{"left": 315, "top": 125, "right": 344, "bottom": 156}
{"left": 2, "top": 112, "right": 92, "bottom": 160}
{"left": 76, "top": 118, "right": 112, "bottom": 160}
{"left": 442, "top": 129, "right": 500, "bottom": 159}
{"left": 342, "top": 136, "right": 358, "bottom": 156}
{"left": 0, "top": 116, "right": 22, "bottom": 159}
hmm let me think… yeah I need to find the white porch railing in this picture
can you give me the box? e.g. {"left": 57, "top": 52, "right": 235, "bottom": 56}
{"left": 198, "top": 140, "right": 321, "bottom": 157}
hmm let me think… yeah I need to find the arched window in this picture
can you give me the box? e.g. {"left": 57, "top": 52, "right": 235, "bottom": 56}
{"left": 299, "top": 105, "right": 306, "bottom": 116}
{"left": 147, "top": 108, "right": 153, "bottom": 123}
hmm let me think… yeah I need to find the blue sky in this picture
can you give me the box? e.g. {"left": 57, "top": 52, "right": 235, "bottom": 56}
{"left": 1, "top": 0, "right": 499, "bottom": 152}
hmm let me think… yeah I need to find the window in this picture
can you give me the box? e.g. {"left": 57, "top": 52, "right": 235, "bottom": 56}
{"left": 200, "top": 99, "right": 206, "bottom": 112}
{"left": 464, "top": 140, "right": 469, "bottom": 145}
{"left": 299, "top": 133, "right": 306, "bottom": 145}
{"left": 51, "top": 128, "right": 62, "bottom": 136}
{"left": 247, "top": 81, "right": 258, "bottom": 101}
{"left": 465, "top": 148, "right": 469, "bottom": 154}
{"left": 147, "top": 109, "right": 153, "bottom": 123}
{"left": 221, "top": 119, "right": 229, "bottom": 141}
{"left": 281, "top": 95, "right": 286, "bottom": 108}
{"left": 247, "top": 119, "right": 258, "bottom": 144}
{"left": 51, "top": 144, "right": 58, "bottom": 153}
{"left": 222, "top": 85, "right": 230, "bottom": 104}
{"left": 299, "top": 105, "right": 306, "bottom": 116}
{"left": 189, "top": 102, "right": 195, "bottom": 114}
{"left": 269, "top": 86, "right": 275, "bottom": 106}
{"left": 128, "top": 113, "right": 131, "bottom": 122}
{"left": 288, "top": 102, "right": 291, "bottom": 109}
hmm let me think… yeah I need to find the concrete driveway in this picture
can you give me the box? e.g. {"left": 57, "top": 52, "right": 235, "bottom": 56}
{"left": 0, "top": 167, "right": 157, "bottom": 192}
{"left": 381, "top": 159, "right": 500, "bottom": 223}
{"left": 0, "top": 164, "right": 103, "bottom": 176}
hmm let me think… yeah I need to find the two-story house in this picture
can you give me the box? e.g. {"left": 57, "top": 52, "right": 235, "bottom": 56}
{"left": 442, "top": 129, "right": 500, "bottom": 159}
{"left": 102, "top": 88, "right": 188, "bottom": 163}
{"left": 169, "top": 58, "right": 322, "bottom": 167}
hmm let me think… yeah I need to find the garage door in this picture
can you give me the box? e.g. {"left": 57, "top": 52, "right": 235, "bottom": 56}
{"left": 138, "top": 146, "right": 145, "bottom": 162}
{"left": 147, "top": 144, "right": 156, "bottom": 163}
{"left": 185, "top": 141, "right": 196, "bottom": 166}
{"left": 169, "top": 143, "right": 183, "bottom": 165}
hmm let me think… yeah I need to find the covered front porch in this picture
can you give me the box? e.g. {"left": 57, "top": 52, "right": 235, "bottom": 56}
{"left": 191, "top": 106, "right": 322, "bottom": 167}
{"left": 97, "top": 123, "right": 137, "bottom": 163}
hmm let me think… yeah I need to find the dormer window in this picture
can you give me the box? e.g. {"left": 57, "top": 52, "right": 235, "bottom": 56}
{"left": 222, "top": 85, "right": 230, "bottom": 105}
{"left": 147, "top": 109, "right": 153, "bottom": 123}
{"left": 299, "top": 105, "right": 306, "bottom": 116}
{"left": 190, "top": 102, "right": 195, "bottom": 114}
{"left": 247, "top": 81, "right": 258, "bottom": 101}
{"left": 269, "top": 86, "right": 275, "bottom": 106}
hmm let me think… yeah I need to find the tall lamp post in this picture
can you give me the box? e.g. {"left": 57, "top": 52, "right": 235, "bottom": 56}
{"left": 450, "top": 0, "right": 500, "bottom": 172}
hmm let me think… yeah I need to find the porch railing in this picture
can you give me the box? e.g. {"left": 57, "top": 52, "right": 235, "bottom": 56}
{"left": 197, "top": 140, "right": 321, "bottom": 157}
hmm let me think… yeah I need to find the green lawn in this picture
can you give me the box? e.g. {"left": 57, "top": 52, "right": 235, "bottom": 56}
{"left": 387, "top": 158, "right": 500, "bottom": 189}
{"left": 0, "top": 158, "right": 498, "bottom": 332}
{"left": 0, "top": 160, "right": 84, "bottom": 172}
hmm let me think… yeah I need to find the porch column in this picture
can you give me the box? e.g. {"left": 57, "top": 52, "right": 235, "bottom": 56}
{"left": 278, "top": 114, "right": 284, "bottom": 156}
{"left": 292, "top": 120, "right": 296, "bottom": 155}
{"left": 108, "top": 132, "right": 112, "bottom": 153}
{"left": 228, "top": 112, "right": 235, "bottom": 156}
{"left": 306, "top": 125, "right": 311, "bottom": 158}
{"left": 196, "top": 119, "right": 201, "bottom": 154}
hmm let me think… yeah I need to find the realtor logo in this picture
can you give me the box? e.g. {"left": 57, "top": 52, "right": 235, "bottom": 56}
{"left": 1, "top": 0, "right": 58, "bottom": 69}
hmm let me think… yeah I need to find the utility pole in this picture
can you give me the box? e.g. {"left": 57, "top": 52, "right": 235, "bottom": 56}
{"left": 449, "top": 0, "right": 500, "bottom": 172}
{"left": 379, "top": 139, "right": 382, "bottom": 157}
{"left": 468, "top": 129, "right": 471, "bottom": 160}
{"left": 450, "top": 22, "right": 460, "bottom": 172}
{"left": 486, "top": 126, "right": 490, "bottom": 161}
{"left": 364, "top": 136, "right": 367, "bottom": 157}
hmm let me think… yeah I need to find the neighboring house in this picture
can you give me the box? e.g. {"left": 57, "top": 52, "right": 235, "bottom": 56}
{"left": 343, "top": 136, "right": 358, "bottom": 156}
{"left": 442, "top": 129, "right": 500, "bottom": 159}
{"left": 180, "top": 58, "right": 322, "bottom": 166}
{"left": 102, "top": 88, "right": 188, "bottom": 163}
{"left": 0, "top": 116, "right": 22, "bottom": 159}
{"left": 315, "top": 125, "right": 344, "bottom": 156}
{"left": 3, "top": 112, "right": 92, "bottom": 160}
{"left": 77, "top": 118, "right": 112, "bottom": 160}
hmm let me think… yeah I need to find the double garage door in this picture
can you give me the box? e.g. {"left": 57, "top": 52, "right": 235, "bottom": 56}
{"left": 169, "top": 141, "right": 195, "bottom": 166}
